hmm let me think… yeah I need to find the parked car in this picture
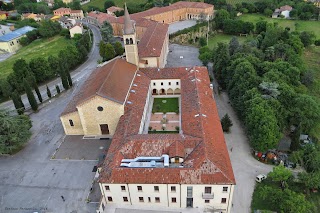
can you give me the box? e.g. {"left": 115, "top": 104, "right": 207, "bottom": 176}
{"left": 256, "top": 174, "right": 267, "bottom": 183}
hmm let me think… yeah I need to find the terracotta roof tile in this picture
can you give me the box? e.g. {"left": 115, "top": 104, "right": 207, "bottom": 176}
{"left": 61, "top": 58, "right": 137, "bottom": 116}
{"left": 107, "top": 6, "right": 123, "bottom": 13}
{"left": 99, "top": 66, "right": 235, "bottom": 185}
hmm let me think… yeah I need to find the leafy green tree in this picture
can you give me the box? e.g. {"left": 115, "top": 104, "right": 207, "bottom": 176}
{"left": 38, "top": 20, "right": 62, "bottom": 38}
{"left": 19, "top": 37, "right": 30, "bottom": 46}
{"left": 99, "top": 41, "right": 107, "bottom": 60}
{"left": 113, "top": 41, "right": 124, "bottom": 56}
{"left": 105, "top": 43, "right": 116, "bottom": 61}
{"left": 9, "top": 59, "right": 33, "bottom": 92}
{"left": 46, "top": 85, "right": 51, "bottom": 99}
{"left": 255, "top": 20, "right": 267, "bottom": 34}
{"left": 23, "top": 78, "right": 38, "bottom": 111}
{"left": 298, "top": 171, "right": 320, "bottom": 190}
{"left": 69, "top": 0, "right": 81, "bottom": 10}
{"left": 268, "top": 165, "right": 292, "bottom": 186}
{"left": 56, "top": 85, "right": 61, "bottom": 94}
{"left": 198, "top": 51, "right": 212, "bottom": 66}
{"left": 299, "top": 31, "right": 316, "bottom": 47}
{"left": 199, "top": 37, "right": 207, "bottom": 47}
{"left": 11, "top": 90, "right": 25, "bottom": 115}
{"left": 213, "top": 42, "right": 230, "bottom": 89}
{"left": 214, "top": 9, "right": 230, "bottom": 29}
{"left": 221, "top": 113, "right": 233, "bottom": 132}
{"left": 104, "top": 0, "right": 115, "bottom": 10}
{"left": 0, "top": 79, "right": 12, "bottom": 98}
{"left": 0, "top": 110, "right": 32, "bottom": 154}
{"left": 229, "top": 36, "right": 239, "bottom": 56}
{"left": 263, "top": 8, "right": 273, "bottom": 17}
{"left": 101, "top": 21, "right": 114, "bottom": 43}
{"left": 29, "top": 57, "right": 51, "bottom": 82}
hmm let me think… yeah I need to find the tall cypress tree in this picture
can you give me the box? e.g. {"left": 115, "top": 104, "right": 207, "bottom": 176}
{"left": 29, "top": 75, "right": 42, "bottom": 103}
{"left": 66, "top": 70, "right": 73, "bottom": 87}
{"left": 23, "top": 79, "right": 38, "bottom": 111}
{"left": 11, "top": 90, "right": 24, "bottom": 115}
{"left": 59, "top": 69, "right": 69, "bottom": 90}
{"left": 46, "top": 85, "right": 52, "bottom": 98}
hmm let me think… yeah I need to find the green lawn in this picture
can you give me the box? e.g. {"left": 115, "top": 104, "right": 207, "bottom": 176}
{"left": 82, "top": 0, "right": 147, "bottom": 11}
{"left": 208, "top": 34, "right": 248, "bottom": 49}
{"left": 238, "top": 14, "right": 320, "bottom": 38}
{"left": 0, "top": 36, "right": 69, "bottom": 80}
{"left": 152, "top": 98, "right": 179, "bottom": 113}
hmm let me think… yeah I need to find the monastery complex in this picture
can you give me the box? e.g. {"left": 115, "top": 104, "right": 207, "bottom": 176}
{"left": 60, "top": 2, "right": 235, "bottom": 213}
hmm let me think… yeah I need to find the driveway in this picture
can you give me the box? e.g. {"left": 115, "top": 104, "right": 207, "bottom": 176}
{"left": 168, "top": 20, "right": 197, "bottom": 34}
{"left": 0, "top": 23, "right": 102, "bottom": 112}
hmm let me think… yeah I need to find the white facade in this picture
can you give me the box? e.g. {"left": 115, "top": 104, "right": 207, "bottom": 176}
{"left": 151, "top": 79, "right": 181, "bottom": 95}
{"left": 98, "top": 183, "right": 234, "bottom": 213}
{"left": 281, "top": 10, "right": 290, "bottom": 18}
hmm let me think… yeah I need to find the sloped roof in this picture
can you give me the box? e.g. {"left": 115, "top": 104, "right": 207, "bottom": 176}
{"left": 107, "top": 6, "right": 123, "bottom": 13}
{"left": 0, "top": 26, "right": 35, "bottom": 42}
{"left": 99, "top": 66, "right": 235, "bottom": 185}
{"left": 61, "top": 58, "right": 137, "bottom": 116}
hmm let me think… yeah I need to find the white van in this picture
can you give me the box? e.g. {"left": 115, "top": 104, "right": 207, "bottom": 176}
{"left": 255, "top": 174, "right": 267, "bottom": 183}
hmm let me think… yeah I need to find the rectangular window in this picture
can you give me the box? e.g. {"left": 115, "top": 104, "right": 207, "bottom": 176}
{"left": 123, "top": 197, "right": 128, "bottom": 202}
{"left": 171, "top": 186, "right": 176, "bottom": 192}
{"left": 223, "top": 187, "right": 228, "bottom": 192}
{"left": 221, "top": 198, "right": 227, "bottom": 203}
{"left": 107, "top": 196, "right": 113, "bottom": 202}
{"left": 171, "top": 197, "right": 176, "bottom": 203}
{"left": 139, "top": 197, "right": 144, "bottom": 202}
{"left": 137, "top": 186, "right": 142, "bottom": 191}
{"left": 69, "top": 119, "right": 74, "bottom": 126}
{"left": 121, "top": 185, "right": 126, "bottom": 191}
{"left": 169, "top": 82, "right": 171, "bottom": 86}
{"left": 205, "top": 187, "right": 212, "bottom": 194}
{"left": 161, "top": 82, "right": 163, "bottom": 86}
{"left": 155, "top": 197, "right": 160, "bottom": 203}
{"left": 153, "top": 82, "right": 156, "bottom": 86}
{"left": 148, "top": 197, "right": 151, "bottom": 202}
{"left": 154, "top": 186, "right": 159, "bottom": 192}
{"left": 176, "top": 82, "right": 179, "bottom": 85}
{"left": 105, "top": 186, "right": 110, "bottom": 191}
{"left": 187, "top": 186, "right": 193, "bottom": 197}
{"left": 205, "top": 200, "right": 210, "bottom": 203}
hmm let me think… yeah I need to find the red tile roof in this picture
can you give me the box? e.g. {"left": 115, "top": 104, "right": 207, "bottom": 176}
{"left": 61, "top": 58, "right": 137, "bottom": 116}
{"left": 70, "top": 10, "right": 83, "bottom": 14}
{"left": 99, "top": 66, "right": 235, "bottom": 185}
{"left": 107, "top": 6, "right": 123, "bottom": 13}
{"left": 87, "top": 11, "right": 119, "bottom": 24}
{"left": 53, "top": 7, "right": 71, "bottom": 14}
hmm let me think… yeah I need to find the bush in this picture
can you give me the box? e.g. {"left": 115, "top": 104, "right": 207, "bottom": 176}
{"left": 221, "top": 113, "right": 233, "bottom": 132}
{"left": 315, "top": 39, "right": 320, "bottom": 46}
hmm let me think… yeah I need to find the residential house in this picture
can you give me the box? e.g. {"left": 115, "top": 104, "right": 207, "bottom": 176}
{"left": 58, "top": 16, "right": 76, "bottom": 29}
{"left": 69, "top": 23, "right": 83, "bottom": 38}
{"left": 272, "top": 5, "right": 293, "bottom": 18}
{"left": 0, "top": 26, "right": 35, "bottom": 52}
{"left": 62, "top": 0, "right": 73, "bottom": 4}
{"left": 70, "top": 10, "right": 84, "bottom": 19}
{"left": 0, "top": 11, "right": 7, "bottom": 20}
{"left": 106, "top": 6, "right": 123, "bottom": 15}
{"left": 53, "top": 7, "right": 71, "bottom": 16}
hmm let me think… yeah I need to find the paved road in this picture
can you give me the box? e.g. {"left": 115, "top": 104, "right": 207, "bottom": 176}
{"left": 0, "top": 23, "right": 102, "bottom": 112}
{"left": 168, "top": 20, "right": 197, "bottom": 34}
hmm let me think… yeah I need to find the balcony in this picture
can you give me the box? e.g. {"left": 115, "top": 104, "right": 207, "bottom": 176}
{"left": 202, "top": 193, "right": 214, "bottom": 199}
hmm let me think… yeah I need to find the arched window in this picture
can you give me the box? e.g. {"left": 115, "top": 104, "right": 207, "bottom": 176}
{"left": 69, "top": 119, "right": 74, "bottom": 126}
{"left": 126, "top": 38, "right": 129, "bottom": 45}
{"left": 129, "top": 38, "right": 133, "bottom": 44}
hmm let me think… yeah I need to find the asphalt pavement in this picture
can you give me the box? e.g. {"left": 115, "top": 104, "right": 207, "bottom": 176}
{"left": 0, "top": 23, "right": 102, "bottom": 112}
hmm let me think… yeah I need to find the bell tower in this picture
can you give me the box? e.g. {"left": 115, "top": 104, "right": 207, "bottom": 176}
{"left": 123, "top": 4, "right": 139, "bottom": 66}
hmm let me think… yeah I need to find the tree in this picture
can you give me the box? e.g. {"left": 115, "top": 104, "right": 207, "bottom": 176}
{"left": 99, "top": 41, "right": 107, "bottom": 60}
{"left": 0, "top": 110, "right": 32, "bottom": 154}
{"left": 38, "top": 20, "right": 62, "bottom": 38}
{"left": 104, "top": 0, "right": 115, "bottom": 10}
{"left": 214, "top": 9, "right": 230, "bottom": 29}
{"left": 113, "top": 41, "right": 124, "bottom": 56}
{"left": 198, "top": 51, "right": 212, "bottom": 66}
{"left": 46, "top": 85, "right": 52, "bottom": 99}
{"left": 299, "top": 31, "right": 316, "bottom": 47}
{"left": 213, "top": 42, "right": 230, "bottom": 89}
{"left": 29, "top": 57, "right": 51, "bottom": 82}
{"left": 59, "top": 69, "right": 69, "bottom": 90}
{"left": 105, "top": 43, "right": 116, "bottom": 61}
{"left": 0, "top": 79, "right": 12, "bottom": 98}
{"left": 221, "top": 113, "right": 233, "bottom": 132}
{"left": 69, "top": 0, "right": 81, "bottom": 10}
{"left": 66, "top": 70, "right": 73, "bottom": 87}
{"left": 199, "top": 37, "right": 207, "bottom": 47}
{"left": 9, "top": 59, "right": 33, "bottom": 92}
{"left": 28, "top": 75, "right": 42, "bottom": 103}
{"left": 298, "top": 171, "right": 320, "bottom": 191}
{"left": 229, "top": 36, "right": 239, "bottom": 56}
{"left": 101, "top": 21, "right": 114, "bottom": 43}
{"left": 56, "top": 85, "right": 61, "bottom": 94}
{"left": 23, "top": 78, "right": 38, "bottom": 111}
{"left": 11, "top": 90, "right": 25, "bottom": 115}
{"left": 263, "top": 8, "right": 273, "bottom": 17}
{"left": 268, "top": 165, "right": 292, "bottom": 187}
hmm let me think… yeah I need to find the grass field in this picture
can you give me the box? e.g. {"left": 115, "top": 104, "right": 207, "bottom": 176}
{"left": 0, "top": 36, "right": 69, "bottom": 80}
{"left": 82, "top": 0, "right": 147, "bottom": 11}
{"left": 238, "top": 14, "right": 320, "bottom": 38}
{"left": 303, "top": 46, "right": 320, "bottom": 139}
{"left": 226, "top": 0, "right": 263, "bottom": 6}
{"left": 208, "top": 34, "right": 248, "bottom": 49}
{"left": 152, "top": 98, "right": 179, "bottom": 113}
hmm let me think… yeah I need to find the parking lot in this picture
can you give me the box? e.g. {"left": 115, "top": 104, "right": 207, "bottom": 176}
{"left": 166, "top": 44, "right": 202, "bottom": 68}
